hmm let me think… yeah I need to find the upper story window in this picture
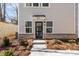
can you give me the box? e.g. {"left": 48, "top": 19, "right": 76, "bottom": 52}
{"left": 33, "top": 3, "right": 39, "bottom": 7}
{"left": 42, "top": 3, "right": 49, "bottom": 7}
{"left": 26, "top": 3, "right": 32, "bottom": 7}
{"left": 25, "top": 3, "right": 49, "bottom": 7}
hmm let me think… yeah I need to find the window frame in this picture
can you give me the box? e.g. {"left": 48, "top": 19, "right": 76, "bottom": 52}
{"left": 42, "top": 3, "right": 50, "bottom": 8}
{"left": 25, "top": 27, "right": 32, "bottom": 33}
{"left": 46, "top": 21, "right": 53, "bottom": 33}
{"left": 25, "top": 21, "right": 32, "bottom": 33}
{"left": 46, "top": 21, "right": 53, "bottom": 27}
{"left": 25, "top": 3, "right": 50, "bottom": 8}
{"left": 33, "top": 3, "right": 39, "bottom": 7}
{"left": 25, "top": 3, "right": 32, "bottom": 7}
{"left": 46, "top": 28, "right": 52, "bottom": 33}
{"left": 25, "top": 21, "right": 32, "bottom": 27}
{"left": 42, "top": 3, "right": 49, "bottom": 7}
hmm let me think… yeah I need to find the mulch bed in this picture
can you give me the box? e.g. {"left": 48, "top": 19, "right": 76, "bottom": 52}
{"left": 0, "top": 38, "right": 33, "bottom": 56}
{"left": 46, "top": 39, "right": 79, "bottom": 50}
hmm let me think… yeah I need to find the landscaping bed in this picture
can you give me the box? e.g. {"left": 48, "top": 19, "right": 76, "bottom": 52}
{"left": 45, "top": 39, "right": 79, "bottom": 50}
{"left": 0, "top": 37, "right": 33, "bottom": 56}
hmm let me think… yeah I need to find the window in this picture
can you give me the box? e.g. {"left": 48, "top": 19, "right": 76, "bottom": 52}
{"left": 25, "top": 21, "right": 32, "bottom": 33}
{"left": 25, "top": 3, "right": 49, "bottom": 7}
{"left": 46, "top": 21, "right": 53, "bottom": 33}
{"left": 26, "top": 3, "right": 32, "bottom": 7}
{"left": 33, "top": 3, "right": 39, "bottom": 7}
{"left": 46, "top": 21, "right": 52, "bottom": 27}
{"left": 46, "top": 28, "right": 52, "bottom": 33}
{"left": 26, "top": 28, "right": 32, "bottom": 33}
{"left": 25, "top": 21, "right": 32, "bottom": 27}
{"left": 42, "top": 3, "right": 49, "bottom": 7}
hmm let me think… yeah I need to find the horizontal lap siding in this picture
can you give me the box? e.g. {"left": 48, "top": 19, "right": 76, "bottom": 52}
{"left": 19, "top": 4, "right": 77, "bottom": 38}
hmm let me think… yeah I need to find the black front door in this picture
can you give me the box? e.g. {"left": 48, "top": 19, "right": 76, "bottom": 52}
{"left": 35, "top": 22, "right": 43, "bottom": 39}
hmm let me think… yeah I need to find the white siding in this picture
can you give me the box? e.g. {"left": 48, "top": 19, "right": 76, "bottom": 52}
{"left": 19, "top": 3, "right": 76, "bottom": 34}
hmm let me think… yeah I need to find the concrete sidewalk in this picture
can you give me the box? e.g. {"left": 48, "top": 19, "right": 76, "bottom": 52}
{"left": 30, "top": 40, "right": 79, "bottom": 56}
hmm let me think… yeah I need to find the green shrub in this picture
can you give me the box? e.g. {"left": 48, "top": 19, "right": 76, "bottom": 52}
{"left": 3, "top": 37, "right": 10, "bottom": 47}
{"left": 0, "top": 49, "right": 13, "bottom": 56}
{"left": 4, "top": 49, "right": 13, "bottom": 56}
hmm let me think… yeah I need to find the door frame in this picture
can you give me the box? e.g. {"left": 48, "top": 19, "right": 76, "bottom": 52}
{"left": 33, "top": 16, "right": 46, "bottom": 39}
{"left": 35, "top": 21, "right": 43, "bottom": 39}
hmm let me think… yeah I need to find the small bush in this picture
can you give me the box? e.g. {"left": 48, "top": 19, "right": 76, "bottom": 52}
{"left": 4, "top": 49, "right": 13, "bottom": 56}
{"left": 3, "top": 37, "right": 10, "bottom": 47}
{"left": 0, "top": 48, "right": 13, "bottom": 56}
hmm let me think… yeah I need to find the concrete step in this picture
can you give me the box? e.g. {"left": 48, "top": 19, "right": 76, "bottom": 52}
{"left": 31, "top": 40, "right": 47, "bottom": 51}
{"left": 33, "top": 40, "right": 46, "bottom": 44}
{"left": 33, "top": 44, "right": 46, "bottom": 48}
{"left": 31, "top": 44, "right": 47, "bottom": 50}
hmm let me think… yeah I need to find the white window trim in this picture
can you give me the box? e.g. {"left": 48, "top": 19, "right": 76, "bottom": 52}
{"left": 46, "top": 28, "right": 53, "bottom": 33}
{"left": 24, "top": 3, "right": 32, "bottom": 8}
{"left": 46, "top": 21, "right": 53, "bottom": 34}
{"left": 33, "top": 3, "right": 40, "bottom": 7}
{"left": 24, "top": 20, "right": 32, "bottom": 34}
{"left": 24, "top": 3, "right": 50, "bottom": 8}
{"left": 41, "top": 3, "right": 50, "bottom": 8}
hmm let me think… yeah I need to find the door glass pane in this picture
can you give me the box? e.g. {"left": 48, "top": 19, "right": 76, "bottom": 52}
{"left": 35, "top": 22, "right": 43, "bottom": 39}
{"left": 36, "top": 23, "right": 41, "bottom": 26}
{"left": 36, "top": 27, "right": 42, "bottom": 31}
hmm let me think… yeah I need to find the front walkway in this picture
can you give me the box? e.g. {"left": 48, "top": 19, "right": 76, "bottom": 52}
{"left": 29, "top": 40, "right": 79, "bottom": 56}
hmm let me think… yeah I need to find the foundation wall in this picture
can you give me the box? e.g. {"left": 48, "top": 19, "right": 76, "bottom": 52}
{"left": 19, "top": 34, "right": 77, "bottom": 40}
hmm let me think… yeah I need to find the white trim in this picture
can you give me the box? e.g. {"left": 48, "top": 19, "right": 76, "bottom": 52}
{"left": 41, "top": 3, "right": 50, "bottom": 8}
{"left": 24, "top": 20, "right": 33, "bottom": 34}
{"left": 33, "top": 16, "right": 45, "bottom": 39}
{"left": 24, "top": 3, "right": 32, "bottom": 8}
{"left": 45, "top": 20, "right": 54, "bottom": 34}
{"left": 24, "top": 3, "right": 50, "bottom": 8}
{"left": 32, "top": 3, "right": 40, "bottom": 7}
{"left": 33, "top": 16, "right": 54, "bottom": 39}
